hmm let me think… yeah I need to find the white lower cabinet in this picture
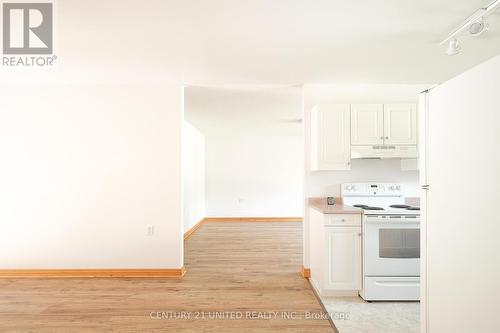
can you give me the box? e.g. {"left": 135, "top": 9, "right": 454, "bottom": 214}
{"left": 309, "top": 208, "right": 362, "bottom": 296}
{"left": 325, "top": 226, "right": 362, "bottom": 291}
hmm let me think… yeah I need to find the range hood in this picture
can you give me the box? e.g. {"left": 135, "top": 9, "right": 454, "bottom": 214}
{"left": 351, "top": 145, "right": 418, "bottom": 159}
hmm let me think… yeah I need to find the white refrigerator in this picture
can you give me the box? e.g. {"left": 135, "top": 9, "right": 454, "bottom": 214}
{"left": 419, "top": 54, "right": 500, "bottom": 333}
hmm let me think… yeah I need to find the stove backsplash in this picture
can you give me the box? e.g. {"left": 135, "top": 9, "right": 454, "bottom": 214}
{"left": 305, "top": 158, "right": 419, "bottom": 199}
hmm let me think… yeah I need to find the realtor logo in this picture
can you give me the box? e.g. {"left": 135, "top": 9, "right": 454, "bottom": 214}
{"left": 2, "top": 2, "right": 53, "bottom": 54}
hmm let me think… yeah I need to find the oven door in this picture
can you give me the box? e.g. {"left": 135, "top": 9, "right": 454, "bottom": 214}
{"left": 364, "top": 215, "right": 420, "bottom": 276}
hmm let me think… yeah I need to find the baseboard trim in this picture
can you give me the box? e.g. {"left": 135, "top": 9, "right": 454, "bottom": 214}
{"left": 184, "top": 218, "right": 206, "bottom": 240}
{"left": 203, "top": 217, "right": 303, "bottom": 223}
{"left": 300, "top": 266, "right": 311, "bottom": 278}
{"left": 0, "top": 267, "right": 187, "bottom": 278}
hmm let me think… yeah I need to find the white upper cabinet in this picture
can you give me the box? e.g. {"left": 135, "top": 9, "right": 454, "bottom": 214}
{"left": 384, "top": 104, "right": 417, "bottom": 145}
{"left": 310, "top": 104, "right": 351, "bottom": 171}
{"left": 350, "top": 103, "right": 417, "bottom": 146}
{"left": 311, "top": 103, "right": 417, "bottom": 170}
{"left": 351, "top": 104, "right": 384, "bottom": 145}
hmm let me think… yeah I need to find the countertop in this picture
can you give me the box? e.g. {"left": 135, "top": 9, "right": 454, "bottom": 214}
{"left": 308, "top": 198, "right": 363, "bottom": 215}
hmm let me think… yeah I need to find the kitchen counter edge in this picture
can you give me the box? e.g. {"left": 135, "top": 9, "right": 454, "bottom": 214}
{"left": 308, "top": 198, "right": 363, "bottom": 215}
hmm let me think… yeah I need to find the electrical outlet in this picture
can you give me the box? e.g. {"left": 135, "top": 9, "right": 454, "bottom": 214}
{"left": 147, "top": 225, "right": 155, "bottom": 236}
{"left": 237, "top": 197, "right": 244, "bottom": 204}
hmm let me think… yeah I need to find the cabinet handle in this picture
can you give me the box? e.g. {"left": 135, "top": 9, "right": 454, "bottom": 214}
{"left": 380, "top": 136, "right": 384, "bottom": 140}
{"left": 358, "top": 233, "right": 362, "bottom": 236}
{"left": 385, "top": 136, "right": 389, "bottom": 139}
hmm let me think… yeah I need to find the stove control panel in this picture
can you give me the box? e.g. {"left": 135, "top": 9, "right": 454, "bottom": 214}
{"left": 341, "top": 182, "right": 402, "bottom": 197}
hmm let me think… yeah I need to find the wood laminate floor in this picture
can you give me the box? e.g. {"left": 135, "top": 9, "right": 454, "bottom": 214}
{"left": 0, "top": 222, "right": 333, "bottom": 332}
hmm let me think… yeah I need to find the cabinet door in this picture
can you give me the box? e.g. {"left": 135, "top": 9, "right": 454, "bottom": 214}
{"left": 383, "top": 104, "right": 417, "bottom": 145}
{"left": 325, "top": 227, "right": 362, "bottom": 290}
{"left": 351, "top": 104, "right": 384, "bottom": 145}
{"left": 310, "top": 104, "right": 351, "bottom": 171}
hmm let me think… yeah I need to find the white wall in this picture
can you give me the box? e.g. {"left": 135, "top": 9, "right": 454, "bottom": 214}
{"left": 206, "top": 135, "right": 303, "bottom": 217}
{"left": 185, "top": 86, "right": 304, "bottom": 218}
{"left": 0, "top": 84, "right": 184, "bottom": 269}
{"left": 302, "top": 83, "right": 431, "bottom": 267}
{"left": 424, "top": 54, "right": 500, "bottom": 332}
{"left": 182, "top": 121, "right": 206, "bottom": 231}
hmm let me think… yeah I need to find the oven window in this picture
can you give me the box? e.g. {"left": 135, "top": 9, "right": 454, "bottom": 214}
{"left": 379, "top": 229, "right": 420, "bottom": 258}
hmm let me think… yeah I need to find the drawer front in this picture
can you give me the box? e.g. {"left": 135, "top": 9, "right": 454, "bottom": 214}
{"left": 324, "top": 214, "right": 361, "bottom": 226}
{"left": 362, "top": 276, "right": 420, "bottom": 301}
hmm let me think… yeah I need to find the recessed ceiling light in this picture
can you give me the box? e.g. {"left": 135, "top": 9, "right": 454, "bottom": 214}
{"left": 446, "top": 38, "right": 461, "bottom": 56}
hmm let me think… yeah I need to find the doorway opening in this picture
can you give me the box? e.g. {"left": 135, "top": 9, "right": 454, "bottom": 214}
{"left": 182, "top": 85, "right": 304, "bottom": 262}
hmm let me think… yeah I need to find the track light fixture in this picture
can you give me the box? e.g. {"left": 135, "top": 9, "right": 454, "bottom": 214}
{"left": 446, "top": 38, "right": 461, "bottom": 56}
{"left": 440, "top": 0, "right": 499, "bottom": 55}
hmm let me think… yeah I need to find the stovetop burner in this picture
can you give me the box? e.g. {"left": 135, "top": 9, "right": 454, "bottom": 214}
{"left": 390, "top": 204, "right": 411, "bottom": 209}
{"left": 353, "top": 204, "right": 384, "bottom": 210}
{"left": 390, "top": 204, "right": 420, "bottom": 211}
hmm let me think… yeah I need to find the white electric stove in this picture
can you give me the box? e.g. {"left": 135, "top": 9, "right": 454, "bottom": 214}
{"left": 341, "top": 182, "right": 420, "bottom": 301}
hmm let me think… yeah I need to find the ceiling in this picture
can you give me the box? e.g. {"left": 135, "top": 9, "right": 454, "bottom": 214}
{"left": 185, "top": 86, "right": 303, "bottom": 136}
{"left": 2, "top": 0, "right": 500, "bottom": 84}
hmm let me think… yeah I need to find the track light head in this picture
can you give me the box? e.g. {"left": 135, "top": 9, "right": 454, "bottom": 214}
{"left": 469, "top": 18, "right": 488, "bottom": 36}
{"left": 446, "top": 38, "right": 461, "bottom": 56}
